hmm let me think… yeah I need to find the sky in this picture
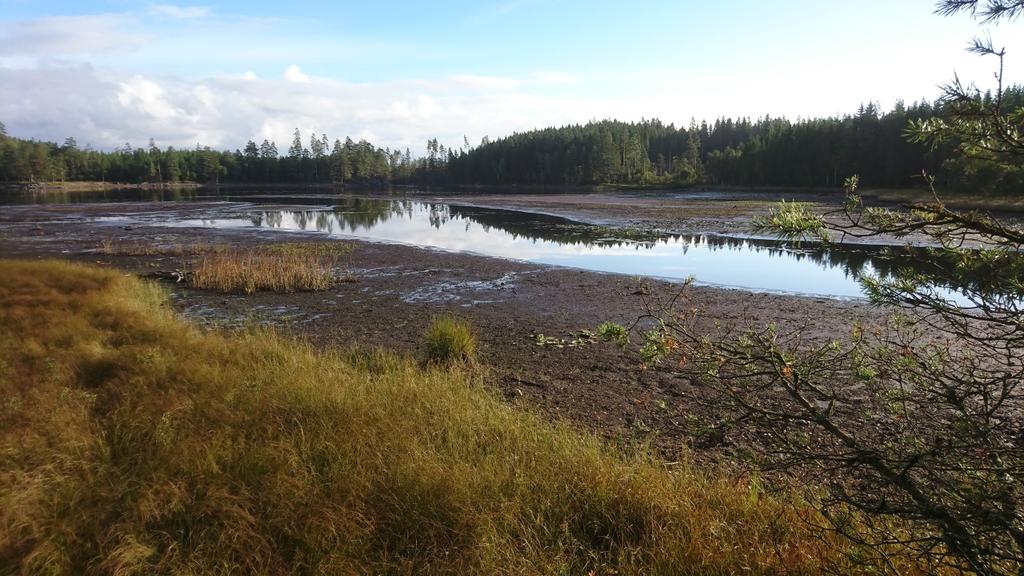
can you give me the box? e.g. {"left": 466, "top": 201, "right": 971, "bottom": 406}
{"left": 1, "top": 0, "right": 1021, "bottom": 154}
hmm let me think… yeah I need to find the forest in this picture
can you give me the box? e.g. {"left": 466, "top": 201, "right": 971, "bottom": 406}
{"left": 444, "top": 88, "right": 1023, "bottom": 193}
{"left": 0, "top": 125, "right": 409, "bottom": 187}
{"left": 1, "top": 86, "right": 1022, "bottom": 194}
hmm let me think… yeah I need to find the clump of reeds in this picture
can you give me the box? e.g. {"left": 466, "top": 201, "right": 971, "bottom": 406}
{"left": 188, "top": 242, "right": 350, "bottom": 294}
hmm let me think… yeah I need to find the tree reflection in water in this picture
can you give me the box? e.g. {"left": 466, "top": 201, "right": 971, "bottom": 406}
{"left": 240, "top": 198, "right": 1012, "bottom": 300}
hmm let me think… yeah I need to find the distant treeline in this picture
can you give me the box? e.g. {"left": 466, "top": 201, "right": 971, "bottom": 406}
{"left": 1, "top": 87, "right": 1021, "bottom": 193}
{"left": 0, "top": 125, "right": 419, "bottom": 187}
{"left": 443, "top": 87, "right": 1023, "bottom": 193}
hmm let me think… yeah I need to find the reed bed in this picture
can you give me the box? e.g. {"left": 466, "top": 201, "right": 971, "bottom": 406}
{"left": 188, "top": 240, "right": 352, "bottom": 291}
{"left": 189, "top": 248, "right": 329, "bottom": 293}
{"left": 185, "top": 242, "right": 351, "bottom": 293}
{"left": 98, "top": 239, "right": 352, "bottom": 294}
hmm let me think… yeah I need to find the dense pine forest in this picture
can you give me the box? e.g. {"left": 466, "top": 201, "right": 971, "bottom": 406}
{"left": 445, "top": 88, "right": 1023, "bottom": 193}
{"left": 2, "top": 86, "right": 1022, "bottom": 193}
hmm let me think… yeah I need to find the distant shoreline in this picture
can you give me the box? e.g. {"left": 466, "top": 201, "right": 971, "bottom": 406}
{"left": 0, "top": 181, "right": 383, "bottom": 194}
{"left": 4, "top": 180, "right": 1020, "bottom": 213}
{"left": 1, "top": 181, "right": 204, "bottom": 193}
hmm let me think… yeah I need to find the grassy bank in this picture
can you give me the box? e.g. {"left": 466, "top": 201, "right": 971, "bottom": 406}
{"left": 0, "top": 259, "right": 871, "bottom": 574}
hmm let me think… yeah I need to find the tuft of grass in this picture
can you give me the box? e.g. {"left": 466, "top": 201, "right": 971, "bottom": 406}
{"left": 423, "top": 314, "right": 478, "bottom": 365}
{"left": 0, "top": 259, "right": 929, "bottom": 574}
{"left": 188, "top": 243, "right": 349, "bottom": 293}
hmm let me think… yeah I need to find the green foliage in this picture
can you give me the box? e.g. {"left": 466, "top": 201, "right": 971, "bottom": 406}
{"left": 423, "top": 314, "right": 478, "bottom": 365}
{"left": 639, "top": 326, "right": 673, "bottom": 365}
{"left": 597, "top": 321, "right": 629, "bottom": 346}
{"left": 752, "top": 200, "right": 830, "bottom": 242}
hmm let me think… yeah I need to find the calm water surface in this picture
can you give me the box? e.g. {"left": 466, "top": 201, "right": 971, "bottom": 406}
{"left": 157, "top": 197, "right": 963, "bottom": 300}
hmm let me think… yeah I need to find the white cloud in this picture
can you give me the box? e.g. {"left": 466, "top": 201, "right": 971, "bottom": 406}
{"left": 3, "top": 45, "right": 1009, "bottom": 157}
{"left": 283, "top": 64, "right": 310, "bottom": 83}
{"left": 150, "top": 4, "right": 212, "bottom": 19}
{"left": 0, "top": 62, "right": 632, "bottom": 154}
{"left": 117, "top": 75, "right": 179, "bottom": 120}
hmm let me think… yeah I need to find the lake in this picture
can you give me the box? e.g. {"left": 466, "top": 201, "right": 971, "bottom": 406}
{"left": 4, "top": 190, "right": 974, "bottom": 301}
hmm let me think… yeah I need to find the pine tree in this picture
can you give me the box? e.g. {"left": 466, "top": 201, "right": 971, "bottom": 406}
{"left": 288, "top": 129, "right": 303, "bottom": 159}
{"left": 310, "top": 134, "right": 325, "bottom": 159}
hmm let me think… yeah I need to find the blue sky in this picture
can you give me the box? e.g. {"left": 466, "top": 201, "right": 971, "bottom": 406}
{"left": 1, "top": 0, "right": 1020, "bottom": 152}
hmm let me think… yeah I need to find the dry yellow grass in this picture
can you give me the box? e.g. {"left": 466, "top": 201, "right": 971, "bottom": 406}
{"left": 189, "top": 247, "right": 332, "bottom": 293}
{"left": 187, "top": 242, "right": 350, "bottom": 294}
{"left": 0, "top": 259, "right": 934, "bottom": 574}
{"left": 97, "top": 240, "right": 351, "bottom": 294}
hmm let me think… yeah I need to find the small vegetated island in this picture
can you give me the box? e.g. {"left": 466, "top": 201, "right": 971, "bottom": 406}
{"left": 1, "top": 1, "right": 1023, "bottom": 574}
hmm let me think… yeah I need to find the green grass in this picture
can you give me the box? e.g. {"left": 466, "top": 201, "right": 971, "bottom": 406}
{"left": 0, "top": 259, "right": 898, "bottom": 574}
{"left": 423, "top": 315, "right": 478, "bottom": 366}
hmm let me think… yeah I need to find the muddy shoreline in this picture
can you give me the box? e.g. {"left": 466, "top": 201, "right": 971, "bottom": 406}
{"left": 430, "top": 191, "right": 1024, "bottom": 247}
{"left": 1, "top": 195, "right": 906, "bottom": 464}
